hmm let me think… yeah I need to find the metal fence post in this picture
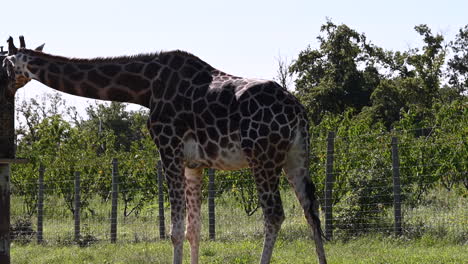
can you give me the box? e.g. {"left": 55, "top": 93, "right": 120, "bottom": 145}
{"left": 157, "top": 160, "right": 166, "bottom": 239}
{"left": 324, "top": 131, "right": 335, "bottom": 240}
{"left": 391, "top": 137, "right": 402, "bottom": 236}
{"left": 208, "top": 168, "right": 216, "bottom": 240}
{"left": 74, "top": 171, "right": 81, "bottom": 242}
{"left": 37, "top": 165, "right": 45, "bottom": 244}
{"left": 110, "top": 158, "right": 119, "bottom": 243}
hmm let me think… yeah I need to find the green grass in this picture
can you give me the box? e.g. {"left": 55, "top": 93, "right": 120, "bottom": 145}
{"left": 12, "top": 236, "right": 468, "bottom": 264}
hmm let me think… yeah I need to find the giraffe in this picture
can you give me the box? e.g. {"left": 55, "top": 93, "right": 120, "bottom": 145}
{"left": 3, "top": 36, "right": 327, "bottom": 264}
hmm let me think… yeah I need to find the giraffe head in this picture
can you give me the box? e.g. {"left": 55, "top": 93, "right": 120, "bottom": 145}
{"left": 2, "top": 36, "right": 45, "bottom": 94}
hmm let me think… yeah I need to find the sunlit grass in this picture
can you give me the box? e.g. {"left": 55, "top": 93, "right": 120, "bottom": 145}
{"left": 12, "top": 236, "right": 468, "bottom": 264}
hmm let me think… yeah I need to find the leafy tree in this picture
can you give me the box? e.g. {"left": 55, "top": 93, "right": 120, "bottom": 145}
{"left": 290, "top": 20, "right": 381, "bottom": 124}
{"left": 12, "top": 93, "right": 79, "bottom": 215}
{"left": 114, "top": 114, "right": 160, "bottom": 218}
{"left": 81, "top": 102, "right": 144, "bottom": 152}
{"left": 448, "top": 25, "right": 468, "bottom": 94}
{"left": 365, "top": 25, "right": 447, "bottom": 128}
{"left": 13, "top": 94, "right": 158, "bottom": 217}
{"left": 406, "top": 25, "right": 446, "bottom": 108}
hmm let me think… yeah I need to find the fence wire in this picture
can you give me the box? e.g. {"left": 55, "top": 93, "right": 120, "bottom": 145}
{"left": 9, "top": 129, "right": 467, "bottom": 245}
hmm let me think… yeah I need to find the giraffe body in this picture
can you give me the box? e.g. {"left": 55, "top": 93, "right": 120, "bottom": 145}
{"left": 3, "top": 37, "right": 327, "bottom": 264}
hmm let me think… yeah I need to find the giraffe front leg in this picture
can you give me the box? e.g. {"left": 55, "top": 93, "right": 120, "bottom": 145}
{"left": 160, "top": 154, "right": 186, "bottom": 264}
{"left": 184, "top": 167, "right": 203, "bottom": 264}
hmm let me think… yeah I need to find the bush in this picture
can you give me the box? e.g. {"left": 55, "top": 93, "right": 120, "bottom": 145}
{"left": 11, "top": 217, "right": 35, "bottom": 244}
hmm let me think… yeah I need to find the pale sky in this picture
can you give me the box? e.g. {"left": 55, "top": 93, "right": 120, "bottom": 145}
{"left": 2, "top": 0, "right": 467, "bottom": 115}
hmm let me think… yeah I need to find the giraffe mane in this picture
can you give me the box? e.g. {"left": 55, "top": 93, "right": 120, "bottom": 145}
{"left": 20, "top": 49, "right": 162, "bottom": 64}
{"left": 165, "top": 50, "right": 205, "bottom": 61}
{"left": 20, "top": 49, "right": 211, "bottom": 66}
{"left": 165, "top": 50, "right": 215, "bottom": 69}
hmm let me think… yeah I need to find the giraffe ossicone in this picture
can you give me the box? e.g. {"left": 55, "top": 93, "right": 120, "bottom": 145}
{"left": 3, "top": 36, "right": 327, "bottom": 264}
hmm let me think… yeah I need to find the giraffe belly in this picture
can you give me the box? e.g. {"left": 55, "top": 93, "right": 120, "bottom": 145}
{"left": 212, "top": 144, "right": 249, "bottom": 170}
{"left": 183, "top": 137, "right": 248, "bottom": 171}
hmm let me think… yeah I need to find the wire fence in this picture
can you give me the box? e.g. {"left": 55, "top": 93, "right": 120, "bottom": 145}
{"left": 9, "top": 128, "right": 468, "bottom": 245}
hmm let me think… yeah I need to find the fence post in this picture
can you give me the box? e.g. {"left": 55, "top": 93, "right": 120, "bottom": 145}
{"left": 37, "top": 165, "right": 45, "bottom": 244}
{"left": 157, "top": 160, "right": 166, "bottom": 239}
{"left": 324, "top": 131, "right": 335, "bottom": 240}
{"left": 208, "top": 168, "right": 216, "bottom": 240}
{"left": 0, "top": 71, "right": 15, "bottom": 264}
{"left": 391, "top": 137, "right": 402, "bottom": 236}
{"left": 110, "top": 158, "right": 119, "bottom": 243}
{"left": 74, "top": 171, "right": 81, "bottom": 242}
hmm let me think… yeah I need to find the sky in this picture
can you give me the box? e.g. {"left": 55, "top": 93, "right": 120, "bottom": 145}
{"left": 2, "top": 0, "right": 467, "bottom": 115}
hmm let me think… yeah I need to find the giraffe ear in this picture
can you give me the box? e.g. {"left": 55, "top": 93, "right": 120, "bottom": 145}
{"left": 7, "top": 36, "right": 17, "bottom": 55}
{"left": 19, "top": 36, "right": 26, "bottom": 49}
{"left": 35, "top": 43, "right": 45, "bottom": 52}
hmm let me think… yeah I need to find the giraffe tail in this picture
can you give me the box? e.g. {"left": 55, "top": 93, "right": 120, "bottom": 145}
{"left": 298, "top": 116, "right": 328, "bottom": 264}
{"left": 297, "top": 116, "right": 327, "bottom": 242}
{"left": 303, "top": 174, "right": 327, "bottom": 241}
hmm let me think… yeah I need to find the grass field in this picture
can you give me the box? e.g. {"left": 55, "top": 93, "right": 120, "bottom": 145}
{"left": 12, "top": 235, "right": 468, "bottom": 264}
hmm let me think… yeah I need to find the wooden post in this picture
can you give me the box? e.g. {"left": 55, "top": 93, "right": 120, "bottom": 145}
{"left": 0, "top": 163, "right": 10, "bottom": 264}
{"left": 110, "top": 158, "right": 119, "bottom": 243}
{"left": 0, "top": 71, "right": 15, "bottom": 160}
{"left": 0, "top": 162, "right": 26, "bottom": 264}
{"left": 208, "top": 168, "right": 216, "bottom": 240}
{"left": 157, "top": 160, "right": 166, "bottom": 239}
{"left": 0, "top": 57, "right": 15, "bottom": 264}
{"left": 324, "top": 131, "right": 335, "bottom": 240}
{"left": 391, "top": 137, "right": 402, "bottom": 236}
{"left": 74, "top": 171, "right": 81, "bottom": 242}
{"left": 37, "top": 165, "right": 45, "bottom": 244}
{"left": 0, "top": 160, "right": 26, "bottom": 262}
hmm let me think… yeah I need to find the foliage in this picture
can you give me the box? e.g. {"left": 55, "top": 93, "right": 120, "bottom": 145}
{"left": 290, "top": 20, "right": 381, "bottom": 124}
{"left": 448, "top": 25, "right": 468, "bottom": 94}
{"left": 12, "top": 95, "right": 159, "bottom": 218}
{"left": 286, "top": 20, "right": 467, "bottom": 232}
{"left": 10, "top": 217, "right": 35, "bottom": 244}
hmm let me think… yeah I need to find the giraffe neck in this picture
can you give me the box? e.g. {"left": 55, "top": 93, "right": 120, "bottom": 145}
{"left": 18, "top": 50, "right": 163, "bottom": 107}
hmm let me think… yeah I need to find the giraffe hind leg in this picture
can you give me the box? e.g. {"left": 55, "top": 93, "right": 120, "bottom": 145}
{"left": 250, "top": 164, "right": 285, "bottom": 264}
{"left": 283, "top": 130, "right": 327, "bottom": 264}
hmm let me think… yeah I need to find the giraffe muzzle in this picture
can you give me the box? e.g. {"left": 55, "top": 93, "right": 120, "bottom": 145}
{"left": 0, "top": 54, "right": 17, "bottom": 102}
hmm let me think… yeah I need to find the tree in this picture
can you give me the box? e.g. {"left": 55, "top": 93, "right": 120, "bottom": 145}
{"left": 406, "top": 25, "right": 446, "bottom": 107}
{"left": 273, "top": 54, "right": 293, "bottom": 91}
{"left": 448, "top": 25, "right": 468, "bottom": 94}
{"left": 12, "top": 93, "right": 81, "bottom": 215}
{"left": 81, "top": 102, "right": 147, "bottom": 153}
{"left": 290, "top": 20, "right": 381, "bottom": 124}
{"left": 366, "top": 25, "right": 448, "bottom": 128}
{"left": 13, "top": 94, "right": 156, "bottom": 216}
